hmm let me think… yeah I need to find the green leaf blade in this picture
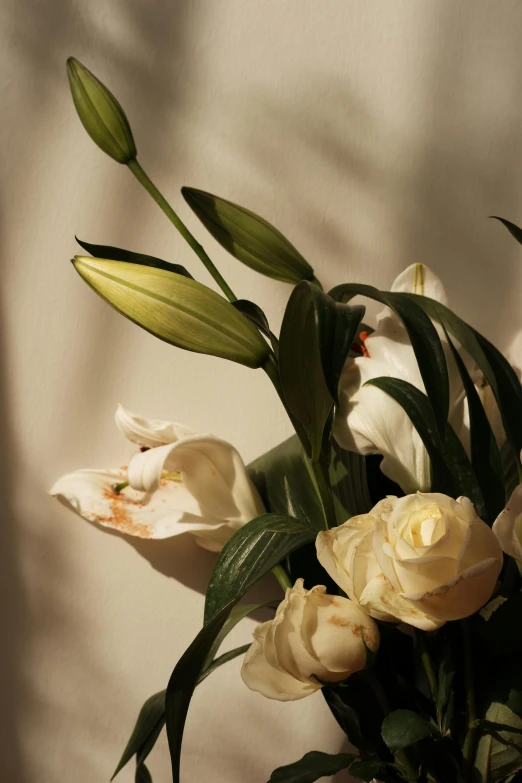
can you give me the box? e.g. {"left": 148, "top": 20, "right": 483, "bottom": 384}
{"left": 76, "top": 237, "right": 193, "bottom": 278}
{"left": 204, "top": 513, "right": 315, "bottom": 624}
{"left": 267, "top": 751, "right": 355, "bottom": 783}
{"left": 381, "top": 709, "right": 437, "bottom": 754}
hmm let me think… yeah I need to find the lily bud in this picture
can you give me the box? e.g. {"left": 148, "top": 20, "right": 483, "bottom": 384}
{"left": 66, "top": 57, "right": 136, "bottom": 164}
{"left": 72, "top": 257, "right": 270, "bottom": 368}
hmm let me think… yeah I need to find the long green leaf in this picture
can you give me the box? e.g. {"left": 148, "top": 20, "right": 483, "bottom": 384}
{"left": 444, "top": 329, "right": 505, "bottom": 522}
{"left": 113, "top": 607, "right": 271, "bottom": 779}
{"left": 248, "top": 435, "right": 324, "bottom": 531}
{"left": 267, "top": 751, "right": 355, "bottom": 783}
{"left": 112, "top": 690, "right": 165, "bottom": 780}
{"left": 365, "top": 377, "right": 486, "bottom": 516}
{"left": 329, "top": 283, "right": 450, "bottom": 435}
{"left": 397, "top": 293, "right": 522, "bottom": 464}
{"left": 490, "top": 216, "right": 522, "bottom": 245}
{"left": 167, "top": 513, "right": 314, "bottom": 781}
{"left": 279, "top": 282, "right": 334, "bottom": 460}
{"left": 204, "top": 513, "right": 315, "bottom": 624}
{"left": 76, "top": 238, "right": 193, "bottom": 278}
{"left": 181, "top": 187, "right": 315, "bottom": 284}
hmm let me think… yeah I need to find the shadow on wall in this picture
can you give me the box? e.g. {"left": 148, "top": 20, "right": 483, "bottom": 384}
{"left": 6, "top": 1, "right": 522, "bottom": 782}
{"left": 223, "top": 5, "right": 522, "bottom": 348}
{"left": 2, "top": 0, "right": 199, "bottom": 781}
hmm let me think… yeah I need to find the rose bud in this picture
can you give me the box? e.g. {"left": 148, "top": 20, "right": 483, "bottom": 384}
{"left": 241, "top": 579, "right": 379, "bottom": 701}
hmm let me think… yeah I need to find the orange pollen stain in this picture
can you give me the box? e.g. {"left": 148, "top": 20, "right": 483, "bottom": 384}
{"left": 359, "top": 331, "right": 370, "bottom": 357}
{"left": 100, "top": 488, "right": 152, "bottom": 538}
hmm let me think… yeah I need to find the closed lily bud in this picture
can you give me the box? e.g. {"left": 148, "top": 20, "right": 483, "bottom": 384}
{"left": 73, "top": 257, "right": 270, "bottom": 368}
{"left": 67, "top": 57, "right": 136, "bottom": 163}
{"left": 241, "top": 579, "right": 379, "bottom": 701}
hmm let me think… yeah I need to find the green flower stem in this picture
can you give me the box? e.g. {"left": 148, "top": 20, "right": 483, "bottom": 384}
{"left": 362, "top": 671, "right": 418, "bottom": 783}
{"left": 263, "top": 355, "right": 335, "bottom": 531}
{"left": 127, "top": 159, "right": 237, "bottom": 302}
{"left": 462, "top": 619, "right": 477, "bottom": 780}
{"left": 271, "top": 564, "right": 292, "bottom": 592}
{"left": 415, "top": 630, "right": 438, "bottom": 703}
{"left": 311, "top": 458, "right": 336, "bottom": 531}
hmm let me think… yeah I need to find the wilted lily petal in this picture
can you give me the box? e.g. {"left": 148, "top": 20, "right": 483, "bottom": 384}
{"left": 51, "top": 406, "right": 265, "bottom": 552}
{"left": 334, "top": 263, "right": 462, "bottom": 493}
{"left": 493, "top": 483, "right": 522, "bottom": 564}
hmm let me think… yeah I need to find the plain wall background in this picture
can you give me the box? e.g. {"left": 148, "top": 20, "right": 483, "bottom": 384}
{"left": 3, "top": 1, "right": 522, "bottom": 781}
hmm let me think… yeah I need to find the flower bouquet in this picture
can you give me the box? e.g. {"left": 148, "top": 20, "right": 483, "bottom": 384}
{"left": 52, "top": 58, "right": 522, "bottom": 783}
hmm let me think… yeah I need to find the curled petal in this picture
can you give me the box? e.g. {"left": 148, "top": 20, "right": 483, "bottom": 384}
{"left": 127, "top": 434, "right": 265, "bottom": 523}
{"left": 115, "top": 404, "right": 196, "bottom": 448}
{"left": 359, "top": 574, "right": 442, "bottom": 631}
{"left": 493, "top": 485, "right": 522, "bottom": 563}
{"left": 241, "top": 622, "right": 320, "bottom": 701}
{"left": 300, "top": 589, "right": 378, "bottom": 676}
{"left": 402, "top": 556, "right": 502, "bottom": 622}
{"left": 50, "top": 468, "right": 239, "bottom": 549}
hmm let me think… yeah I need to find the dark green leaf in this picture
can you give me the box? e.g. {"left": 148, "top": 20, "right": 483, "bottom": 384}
{"left": 203, "top": 601, "right": 276, "bottom": 669}
{"left": 381, "top": 709, "right": 437, "bottom": 753}
{"left": 330, "top": 442, "right": 372, "bottom": 520}
{"left": 115, "top": 605, "right": 269, "bottom": 780}
{"left": 490, "top": 216, "right": 522, "bottom": 246}
{"left": 267, "top": 751, "right": 355, "bottom": 782}
{"left": 329, "top": 283, "right": 450, "bottom": 435}
{"left": 76, "top": 238, "right": 193, "bottom": 278}
{"left": 279, "top": 282, "right": 334, "bottom": 460}
{"left": 197, "top": 644, "right": 250, "bottom": 684}
{"left": 474, "top": 594, "right": 522, "bottom": 658}
{"left": 166, "top": 603, "right": 235, "bottom": 783}
{"left": 232, "top": 299, "right": 279, "bottom": 355}
{"left": 436, "top": 646, "right": 455, "bottom": 736}
{"left": 479, "top": 720, "right": 522, "bottom": 736}
{"left": 181, "top": 188, "right": 315, "bottom": 284}
{"left": 135, "top": 763, "right": 153, "bottom": 783}
{"left": 349, "top": 759, "right": 385, "bottom": 781}
{"left": 398, "top": 292, "right": 522, "bottom": 465}
{"left": 321, "top": 688, "right": 368, "bottom": 752}
{"left": 365, "top": 377, "right": 486, "bottom": 516}
{"left": 248, "top": 435, "right": 324, "bottom": 531}
{"left": 204, "top": 513, "right": 315, "bottom": 624}
{"left": 112, "top": 690, "right": 166, "bottom": 780}
{"left": 444, "top": 329, "right": 505, "bottom": 522}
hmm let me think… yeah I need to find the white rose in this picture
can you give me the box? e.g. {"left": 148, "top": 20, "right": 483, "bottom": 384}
{"left": 241, "top": 578, "right": 379, "bottom": 701}
{"left": 316, "top": 493, "right": 503, "bottom": 631}
{"left": 50, "top": 405, "right": 265, "bottom": 552}
{"left": 493, "top": 484, "right": 522, "bottom": 564}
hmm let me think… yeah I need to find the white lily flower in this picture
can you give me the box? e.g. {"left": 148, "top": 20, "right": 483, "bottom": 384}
{"left": 50, "top": 405, "right": 265, "bottom": 552}
{"left": 334, "top": 264, "right": 464, "bottom": 494}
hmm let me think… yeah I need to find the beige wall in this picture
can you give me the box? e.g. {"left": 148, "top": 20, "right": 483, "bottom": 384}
{"left": 3, "top": 1, "right": 522, "bottom": 781}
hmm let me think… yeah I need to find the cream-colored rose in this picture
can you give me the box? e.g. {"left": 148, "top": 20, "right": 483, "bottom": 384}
{"left": 316, "top": 493, "right": 503, "bottom": 631}
{"left": 493, "top": 484, "right": 522, "bottom": 564}
{"left": 241, "top": 578, "right": 379, "bottom": 701}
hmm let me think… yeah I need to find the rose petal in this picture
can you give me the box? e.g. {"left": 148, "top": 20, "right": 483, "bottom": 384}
{"left": 402, "top": 556, "right": 502, "bottom": 621}
{"left": 241, "top": 622, "right": 319, "bottom": 701}
{"left": 359, "top": 574, "right": 442, "bottom": 631}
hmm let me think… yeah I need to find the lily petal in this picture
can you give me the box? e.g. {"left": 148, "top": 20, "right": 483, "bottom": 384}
{"left": 115, "top": 404, "right": 196, "bottom": 448}
{"left": 493, "top": 485, "right": 522, "bottom": 563}
{"left": 50, "top": 468, "right": 239, "bottom": 550}
{"left": 127, "top": 434, "right": 265, "bottom": 523}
